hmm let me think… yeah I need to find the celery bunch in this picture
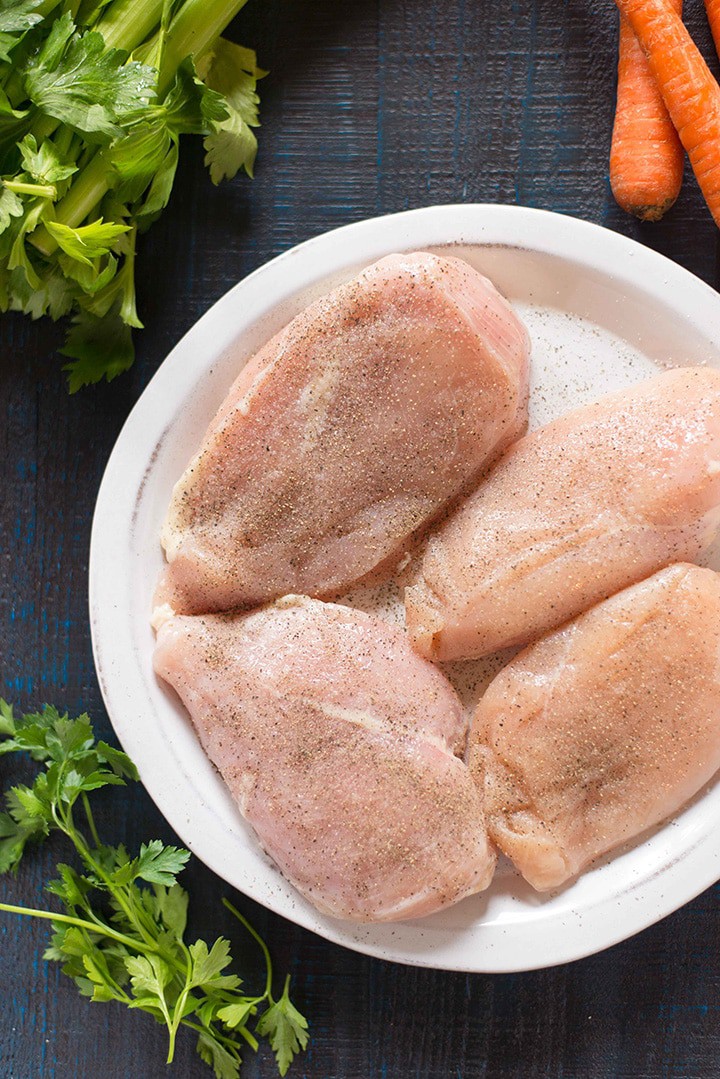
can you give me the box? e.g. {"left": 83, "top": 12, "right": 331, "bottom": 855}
{"left": 0, "top": 0, "right": 262, "bottom": 389}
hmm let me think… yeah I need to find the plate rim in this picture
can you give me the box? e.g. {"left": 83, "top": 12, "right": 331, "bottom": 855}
{"left": 89, "top": 203, "right": 720, "bottom": 973}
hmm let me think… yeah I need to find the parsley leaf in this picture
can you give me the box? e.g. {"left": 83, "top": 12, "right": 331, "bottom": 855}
{"left": 151, "top": 881, "right": 189, "bottom": 940}
{"left": 216, "top": 999, "right": 255, "bottom": 1030}
{"left": 189, "top": 937, "right": 242, "bottom": 991}
{"left": 0, "top": 795, "right": 49, "bottom": 872}
{"left": 125, "top": 953, "right": 173, "bottom": 998}
{"left": 256, "top": 977, "right": 310, "bottom": 1078}
{"left": 134, "top": 840, "right": 191, "bottom": 886}
{"left": 197, "top": 1029, "right": 242, "bottom": 1079}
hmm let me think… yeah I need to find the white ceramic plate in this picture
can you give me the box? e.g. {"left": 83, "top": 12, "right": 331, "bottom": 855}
{"left": 90, "top": 204, "right": 720, "bottom": 973}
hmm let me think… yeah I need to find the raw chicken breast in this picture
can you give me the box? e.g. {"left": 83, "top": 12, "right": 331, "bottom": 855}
{"left": 156, "top": 251, "right": 529, "bottom": 615}
{"left": 406, "top": 366, "right": 720, "bottom": 660}
{"left": 153, "top": 596, "right": 496, "bottom": 922}
{"left": 469, "top": 563, "right": 720, "bottom": 891}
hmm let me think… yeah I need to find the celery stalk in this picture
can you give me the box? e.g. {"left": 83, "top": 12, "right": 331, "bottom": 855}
{"left": 96, "top": 0, "right": 165, "bottom": 51}
{"left": 37, "top": 0, "right": 64, "bottom": 15}
{"left": 4, "top": 180, "right": 56, "bottom": 198}
{"left": 30, "top": 114, "right": 60, "bottom": 143}
{"left": 31, "top": 153, "right": 114, "bottom": 256}
{"left": 157, "top": 0, "right": 251, "bottom": 93}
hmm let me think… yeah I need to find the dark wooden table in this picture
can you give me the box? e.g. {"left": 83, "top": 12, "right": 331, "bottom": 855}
{"left": 3, "top": 1, "right": 720, "bottom": 1076}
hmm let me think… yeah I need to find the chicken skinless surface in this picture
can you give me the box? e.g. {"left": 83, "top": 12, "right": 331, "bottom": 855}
{"left": 406, "top": 366, "right": 720, "bottom": 661}
{"left": 153, "top": 596, "right": 496, "bottom": 922}
{"left": 155, "top": 251, "right": 529, "bottom": 616}
{"left": 470, "top": 563, "right": 720, "bottom": 891}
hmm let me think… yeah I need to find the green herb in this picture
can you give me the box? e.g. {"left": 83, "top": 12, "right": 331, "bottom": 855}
{"left": 0, "top": 699, "right": 308, "bottom": 1078}
{"left": 0, "top": 0, "right": 263, "bottom": 390}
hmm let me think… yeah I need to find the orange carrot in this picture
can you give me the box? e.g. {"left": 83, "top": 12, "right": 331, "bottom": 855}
{"left": 706, "top": 0, "right": 720, "bottom": 62}
{"left": 610, "top": 6, "right": 684, "bottom": 221}
{"left": 615, "top": 0, "right": 720, "bottom": 228}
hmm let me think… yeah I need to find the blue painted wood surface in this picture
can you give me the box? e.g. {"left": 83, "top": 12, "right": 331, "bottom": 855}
{"left": 2, "top": 0, "right": 720, "bottom": 1075}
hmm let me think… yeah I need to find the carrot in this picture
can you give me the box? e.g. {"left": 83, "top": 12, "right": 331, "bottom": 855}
{"left": 615, "top": 0, "right": 720, "bottom": 228}
{"left": 610, "top": 6, "right": 684, "bottom": 221}
{"left": 706, "top": 0, "right": 720, "bottom": 62}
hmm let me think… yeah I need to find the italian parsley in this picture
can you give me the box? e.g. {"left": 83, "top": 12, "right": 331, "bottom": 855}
{"left": 0, "top": 0, "right": 263, "bottom": 389}
{"left": 0, "top": 699, "right": 308, "bottom": 1078}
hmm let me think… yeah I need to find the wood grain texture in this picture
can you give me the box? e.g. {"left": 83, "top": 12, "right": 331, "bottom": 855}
{"left": 1, "top": 0, "right": 720, "bottom": 1075}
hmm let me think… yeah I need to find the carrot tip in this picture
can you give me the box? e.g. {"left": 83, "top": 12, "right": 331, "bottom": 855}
{"left": 622, "top": 193, "right": 678, "bottom": 221}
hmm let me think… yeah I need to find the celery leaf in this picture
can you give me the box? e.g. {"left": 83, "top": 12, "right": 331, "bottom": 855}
{"left": 45, "top": 217, "right": 130, "bottom": 265}
{"left": 18, "top": 134, "right": 78, "bottom": 185}
{"left": 0, "top": 0, "right": 44, "bottom": 63}
{"left": 202, "top": 39, "right": 263, "bottom": 183}
{"left": 133, "top": 139, "right": 178, "bottom": 226}
{"left": 164, "top": 57, "right": 229, "bottom": 136}
{"left": 24, "top": 13, "right": 157, "bottom": 141}
{"left": 0, "top": 185, "right": 23, "bottom": 231}
{"left": 0, "top": 0, "right": 44, "bottom": 34}
{"left": 60, "top": 307, "right": 134, "bottom": 391}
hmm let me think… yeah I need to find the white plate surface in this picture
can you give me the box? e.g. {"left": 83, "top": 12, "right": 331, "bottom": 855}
{"left": 90, "top": 204, "right": 720, "bottom": 973}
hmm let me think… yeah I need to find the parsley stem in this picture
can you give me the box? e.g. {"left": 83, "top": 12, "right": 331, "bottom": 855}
{"left": 222, "top": 897, "right": 273, "bottom": 1002}
{"left": 81, "top": 792, "right": 101, "bottom": 848}
{"left": 225, "top": 1012, "right": 262, "bottom": 1051}
{"left": 166, "top": 964, "right": 193, "bottom": 1063}
{"left": 0, "top": 901, "right": 151, "bottom": 952}
{"left": 51, "top": 798, "right": 159, "bottom": 952}
{"left": 183, "top": 1019, "right": 250, "bottom": 1054}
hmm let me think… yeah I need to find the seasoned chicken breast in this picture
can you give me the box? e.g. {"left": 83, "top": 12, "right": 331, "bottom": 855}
{"left": 406, "top": 366, "right": 720, "bottom": 661}
{"left": 155, "top": 251, "right": 529, "bottom": 616}
{"left": 469, "top": 563, "right": 720, "bottom": 891}
{"left": 154, "top": 596, "right": 496, "bottom": 922}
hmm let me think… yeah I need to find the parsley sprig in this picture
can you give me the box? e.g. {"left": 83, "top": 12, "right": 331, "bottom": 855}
{"left": 0, "top": 0, "right": 263, "bottom": 389}
{"left": 0, "top": 699, "right": 309, "bottom": 1078}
